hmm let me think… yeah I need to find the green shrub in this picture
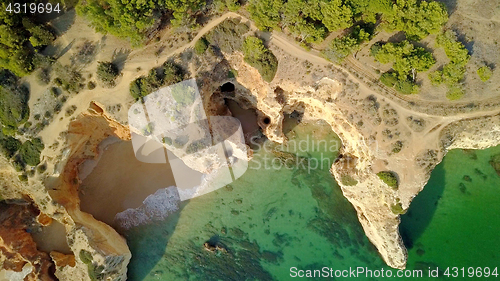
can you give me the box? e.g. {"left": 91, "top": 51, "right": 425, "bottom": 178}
{"left": 129, "top": 62, "right": 183, "bottom": 100}
{"left": 36, "top": 68, "right": 51, "bottom": 85}
{"left": 380, "top": 72, "right": 398, "bottom": 87}
{"left": 171, "top": 84, "right": 197, "bottom": 106}
{"left": 162, "top": 137, "right": 173, "bottom": 145}
{"left": 242, "top": 36, "right": 278, "bottom": 82}
{"left": 53, "top": 63, "right": 84, "bottom": 93}
{"left": 18, "top": 174, "right": 28, "bottom": 182}
{"left": 19, "top": 138, "right": 44, "bottom": 166}
{"left": 228, "top": 69, "right": 238, "bottom": 78}
{"left": 0, "top": 70, "right": 30, "bottom": 128}
{"left": 79, "top": 250, "right": 93, "bottom": 264}
{"left": 205, "top": 18, "right": 249, "bottom": 53}
{"left": 372, "top": 41, "right": 435, "bottom": 81}
{"left": 477, "top": 66, "right": 493, "bottom": 82}
{"left": 391, "top": 203, "right": 405, "bottom": 215}
{"left": 377, "top": 171, "right": 398, "bottom": 189}
{"left": 96, "top": 61, "right": 119, "bottom": 86}
{"left": 323, "top": 36, "right": 359, "bottom": 63}
{"left": 194, "top": 37, "right": 209, "bottom": 55}
{"left": 142, "top": 122, "right": 155, "bottom": 136}
{"left": 37, "top": 163, "right": 47, "bottom": 174}
{"left": 50, "top": 87, "right": 60, "bottom": 97}
{"left": 395, "top": 80, "right": 418, "bottom": 95}
{"left": 446, "top": 86, "right": 465, "bottom": 101}
{"left": 340, "top": 175, "right": 358, "bottom": 186}
{"left": 12, "top": 157, "right": 26, "bottom": 172}
{"left": 0, "top": 136, "right": 21, "bottom": 158}
{"left": 87, "top": 81, "right": 96, "bottom": 90}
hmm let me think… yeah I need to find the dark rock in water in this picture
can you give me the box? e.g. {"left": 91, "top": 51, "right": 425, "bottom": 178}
{"left": 230, "top": 227, "right": 245, "bottom": 238}
{"left": 459, "top": 183, "right": 467, "bottom": 194}
{"left": 462, "top": 149, "right": 478, "bottom": 160}
{"left": 490, "top": 154, "right": 500, "bottom": 177}
{"left": 474, "top": 168, "right": 488, "bottom": 180}
{"left": 260, "top": 250, "right": 283, "bottom": 264}
{"left": 224, "top": 185, "right": 234, "bottom": 191}
{"left": 203, "top": 240, "right": 227, "bottom": 253}
{"left": 462, "top": 175, "right": 472, "bottom": 182}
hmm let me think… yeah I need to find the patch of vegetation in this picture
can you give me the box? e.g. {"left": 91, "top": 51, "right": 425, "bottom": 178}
{"left": 371, "top": 41, "right": 435, "bottom": 94}
{"left": 446, "top": 86, "right": 465, "bottom": 101}
{"left": 214, "top": 0, "right": 241, "bottom": 11}
{"left": 429, "top": 30, "right": 470, "bottom": 99}
{"left": 392, "top": 140, "right": 403, "bottom": 154}
{"left": 171, "top": 83, "right": 197, "bottom": 106}
{"left": 340, "top": 174, "right": 358, "bottom": 186}
{"left": 87, "top": 81, "right": 96, "bottom": 90}
{"left": 395, "top": 80, "right": 418, "bottom": 95}
{"left": 0, "top": 7, "right": 55, "bottom": 76}
{"left": 228, "top": 69, "right": 238, "bottom": 78}
{"left": 194, "top": 37, "right": 209, "bottom": 55}
{"left": 377, "top": 171, "right": 398, "bottom": 190}
{"left": 54, "top": 63, "right": 85, "bottom": 93}
{"left": 381, "top": 0, "right": 447, "bottom": 40}
{"left": 322, "top": 25, "right": 372, "bottom": 62}
{"left": 0, "top": 70, "right": 30, "bottom": 131}
{"left": 248, "top": 0, "right": 446, "bottom": 46}
{"left": 76, "top": 0, "right": 204, "bottom": 46}
{"left": 242, "top": 36, "right": 278, "bottom": 82}
{"left": 205, "top": 18, "right": 250, "bottom": 53}
{"left": 142, "top": 122, "right": 155, "bottom": 136}
{"left": 19, "top": 138, "right": 44, "bottom": 166}
{"left": 37, "top": 163, "right": 47, "bottom": 174}
{"left": 96, "top": 61, "right": 119, "bottom": 87}
{"left": 391, "top": 202, "right": 405, "bottom": 215}
{"left": 0, "top": 135, "right": 21, "bottom": 158}
{"left": 380, "top": 72, "right": 398, "bottom": 87}
{"left": 18, "top": 174, "right": 28, "bottom": 182}
{"left": 477, "top": 66, "right": 493, "bottom": 82}
{"left": 129, "top": 62, "right": 184, "bottom": 100}
{"left": 79, "top": 250, "right": 93, "bottom": 264}
{"left": 372, "top": 41, "right": 436, "bottom": 80}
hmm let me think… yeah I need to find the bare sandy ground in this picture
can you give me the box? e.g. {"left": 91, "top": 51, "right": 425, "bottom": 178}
{"left": 79, "top": 140, "right": 176, "bottom": 228}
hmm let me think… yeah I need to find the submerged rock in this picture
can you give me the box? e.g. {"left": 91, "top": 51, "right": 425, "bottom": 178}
{"left": 489, "top": 154, "right": 500, "bottom": 177}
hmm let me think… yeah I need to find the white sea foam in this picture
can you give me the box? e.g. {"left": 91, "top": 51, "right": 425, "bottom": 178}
{"left": 115, "top": 187, "right": 180, "bottom": 230}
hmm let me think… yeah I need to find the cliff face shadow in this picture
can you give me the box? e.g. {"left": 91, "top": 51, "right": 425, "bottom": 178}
{"left": 399, "top": 162, "right": 445, "bottom": 249}
{"left": 125, "top": 202, "right": 187, "bottom": 281}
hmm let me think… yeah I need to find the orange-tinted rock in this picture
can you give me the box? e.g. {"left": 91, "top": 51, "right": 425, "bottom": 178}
{"left": 37, "top": 213, "right": 53, "bottom": 226}
{"left": 0, "top": 203, "right": 55, "bottom": 281}
{"left": 50, "top": 251, "right": 76, "bottom": 268}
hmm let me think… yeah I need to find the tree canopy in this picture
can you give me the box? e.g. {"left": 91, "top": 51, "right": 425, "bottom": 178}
{"left": 0, "top": 70, "right": 30, "bottom": 131}
{"left": 97, "top": 61, "right": 119, "bottom": 87}
{"left": 76, "top": 0, "right": 205, "bottom": 45}
{"left": 0, "top": 3, "right": 54, "bottom": 76}
{"left": 382, "top": 0, "right": 448, "bottom": 40}
{"left": 242, "top": 36, "right": 278, "bottom": 82}
{"left": 428, "top": 30, "right": 470, "bottom": 99}
{"left": 372, "top": 41, "right": 436, "bottom": 80}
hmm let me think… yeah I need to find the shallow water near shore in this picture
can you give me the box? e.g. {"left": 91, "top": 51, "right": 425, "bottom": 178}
{"left": 123, "top": 120, "right": 500, "bottom": 280}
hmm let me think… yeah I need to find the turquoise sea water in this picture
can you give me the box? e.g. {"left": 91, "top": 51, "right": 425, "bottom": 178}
{"left": 124, "top": 121, "right": 500, "bottom": 280}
